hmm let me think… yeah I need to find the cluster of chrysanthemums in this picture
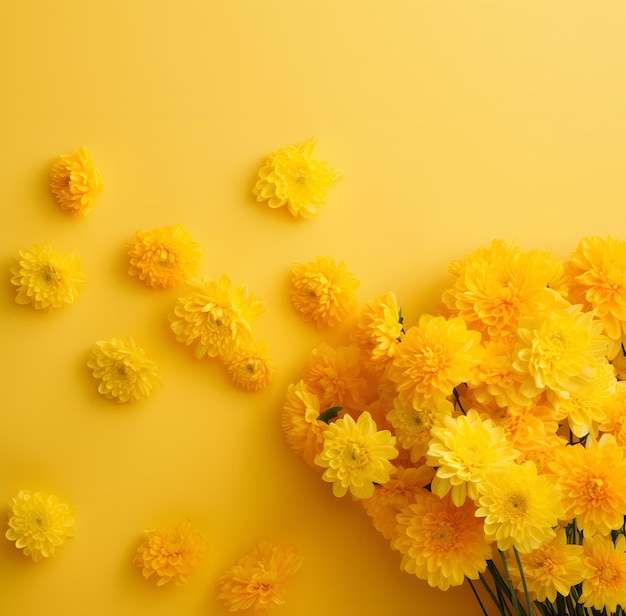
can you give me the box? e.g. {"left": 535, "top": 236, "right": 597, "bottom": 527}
{"left": 282, "top": 236, "right": 626, "bottom": 616}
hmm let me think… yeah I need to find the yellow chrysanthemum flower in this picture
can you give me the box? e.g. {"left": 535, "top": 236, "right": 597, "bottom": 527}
{"left": 253, "top": 137, "right": 344, "bottom": 218}
{"left": 550, "top": 435, "right": 626, "bottom": 536}
{"left": 427, "top": 409, "right": 519, "bottom": 506}
{"left": 580, "top": 533, "right": 626, "bottom": 612}
{"left": 393, "top": 490, "right": 492, "bottom": 591}
{"left": 10, "top": 243, "right": 86, "bottom": 311}
{"left": 291, "top": 256, "right": 359, "bottom": 328}
{"left": 599, "top": 381, "right": 626, "bottom": 446}
{"left": 217, "top": 542, "right": 303, "bottom": 612}
{"left": 127, "top": 224, "right": 203, "bottom": 288}
{"left": 134, "top": 520, "right": 204, "bottom": 586}
{"left": 5, "top": 490, "right": 74, "bottom": 561}
{"left": 169, "top": 275, "right": 265, "bottom": 360}
{"left": 387, "top": 315, "right": 485, "bottom": 407}
{"left": 476, "top": 460, "right": 564, "bottom": 554}
{"left": 314, "top": 411, "right": 398, "bottom": 499}
{"left": 508, "top": 528, "right": 585, "bottom": 603}
{"left": 223, "top": 340, "right": 275, "bottom": 391}
{"left": 49, "top": 146, "right": 103, "bottom": 216}
{"left": 87, "top": 337, "right": 159, "bottom": 403}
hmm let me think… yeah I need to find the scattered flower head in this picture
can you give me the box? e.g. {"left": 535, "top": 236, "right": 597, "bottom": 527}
{"left": 253, "top": 137, "right": 344, "bottom": 218}
{"left": 49, "top": 146, "right": 103, "bottom": 216}
{"left": 10, "top": 243, "right": 86, "bottom": 310}
{"left": 5, "top": 490, "right": 74, "bottom": 561}
{"left": 87, "top": 337, "right": 159, "bottom": 403}
{"left": 223, "top": 340, "right": 275, "bottom": 391}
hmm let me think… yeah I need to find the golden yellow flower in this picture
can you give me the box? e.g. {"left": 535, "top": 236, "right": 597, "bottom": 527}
{"left": 580, "top": 533, "right": 626, "bottom": 612}
{"left": 393, "top": 491, "right": 492, "bottom": 591}
{"left": 427, "top": 409, "right": 519, "bottom": 506}
{"left": 599, "top": 381, "right": 626, "bottom": 446}
{"left": 10, "top": 243, "right": 86, "bottom": 310}
{"left": 128, "top": 224, "right": 203, "bottom": 288}
{"left": 291, "top": 256, "right": 359, "bottom": 328}
{"left": 169, "top": 275, "right": 265, "bottom": 360}
{"left": 134, "top": 520, "right": 204, "bottom": 586}
{"left": 49, "top": 146, "right": 103, "bottom": 216}
{"left": 5, "top": 490, "right": 74, "bottom": 561}
{"left": 314, "top": 411, "right": 398, "bottom": 499}
{"left": 386, "top": 315, "right": 484, "bottom": 407}
{"left": 550, "top": 434, "right": 626, "bottom": 536}
{"left": 87, "top": 337, "right": 159, "bottom": 403}
{"left": 253, "top": 137, "right": 344, "bottom": 218}
{"left": 223, "top": 340, "right": 275, "bottom": 391}
{"left": 217, "top": 542, "right": 303, "bottom": 611}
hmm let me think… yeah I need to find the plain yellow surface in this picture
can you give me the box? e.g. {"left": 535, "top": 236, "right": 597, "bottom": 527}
{"left": 2, "top": 1, "right": 626, "bottom": 614}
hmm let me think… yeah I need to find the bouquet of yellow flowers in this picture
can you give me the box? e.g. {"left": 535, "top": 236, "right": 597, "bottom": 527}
{"left": 282, "top": 238, "right": 626, "bottom": 616}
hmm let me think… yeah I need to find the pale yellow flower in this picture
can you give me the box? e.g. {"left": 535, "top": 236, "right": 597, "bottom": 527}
{"left": 253, "top": 137, "right": 343, "bottom": 218}
{"left": 5, "top": 490, "right": 74, "bottom": 561}
{"left": 87, "top": 337, "right": 159, "bottom": 403}
{"left": 10, "top": 243, "right": 86, "bottom": 310}
{"left": 291, "top": 256, "right": 359, "bottom": 328}
{"left": 128, "top": 224, "right": 203, "bottom": 288}
{"left": 134, "top": 520, "right": 204, "bottom": 586}
{"left": 314, "top": 411, "right": 398, "bottom": 499}
{"left": 49, "top": 146, "right": 103, "bottom": 216}
{"left": 223, "top": 340, "right": 275, "bottom": 391}
{"left": 217, "top": 542, "right": 303, "bottom": 611}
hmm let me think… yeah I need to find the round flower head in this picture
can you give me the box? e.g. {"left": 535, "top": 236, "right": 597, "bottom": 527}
{"left": 217, "top": 542, "right": 303, "bottom": 611}
{"left": 87, "top": 337, "right": 159, "bottom": 403}
{"left": 314, "top": 411, "right": 398, "bottom": 499}
{"left": 291, "top": 256, "right": 359, "bottom": 328}
{"left": 10, "top": 243, "right": 86, "bottom": 311}
{"left": 5, "top": 490, "right": 74, "bottom": 561}
{"left": 134, "top": 520, "right": 204, "bottom": 586}
{"left": 128, "top": 224, "right": 203, "bottom": 288}
{"left": 49, "top": 146, "right": 103, "bottom": 216}
{"left": 223, "top": 340, "right": 275, "bottom": 391}
{"left": 253, "top": 137, "right": 344, "bottom": 218}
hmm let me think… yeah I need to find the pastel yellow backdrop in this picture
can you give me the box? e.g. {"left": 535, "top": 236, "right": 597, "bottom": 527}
{"left": 1, "top": 1, "right": 625, "bottom": 615}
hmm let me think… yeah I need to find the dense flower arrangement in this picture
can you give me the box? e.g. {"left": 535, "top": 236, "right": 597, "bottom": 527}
{"left": 5, "top": 490, "right": 75, "bottom": 561}
{"left": 282, "top": 237, "right": 626, "bottom": 616}
{"left": 217, "top": 542, "right": 303, "bottom": 611}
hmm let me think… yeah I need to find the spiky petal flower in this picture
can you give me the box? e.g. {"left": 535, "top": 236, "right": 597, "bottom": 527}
{"left": 87, "top": 337, "right": 159, "bottom": 403}
{"left": 217, "top": 542, "right": 303, "bottom": 611}
{"left": 223, "top": 340, "right": 275, "bottom": 391}
{"left": 5, "top": 490, "right": 74, "bottom": 561}
{"left": 253, "top": 137, "right": 343, "bottom": 218}
{"left": 49, "top": 146, "right": 103, "bottom": 216}
{"left": 291, "top": 256, "right": 359, "bottom": 328}
{"left": 10, "top": 243, "right": 86, "bottom": 310}
{"left": 134, "top": 520, "right": 204, "bottom": 586}
{"left": 314, "top": 411, "right": 398, "bottom": 499}
{"left": 128, "top": 224, "right": 203, "bottom": 288}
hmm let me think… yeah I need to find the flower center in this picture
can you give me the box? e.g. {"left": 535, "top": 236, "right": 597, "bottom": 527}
{"left": 598, "top": 564, "right": 619, "bottom": 586}
{"left": 505, "top": 493, "right": 528, "bottom": 519}
{"left": 343, "top": 441, "right": 369, "bottom": 470}
{"left": 40, "top": 264, "right": 61, "bottom": 286}
{"left": 584, "top": 477, "right": 607, "bottom": 501}
{"left": 434, "top": 521, "right": 456, "bottom": 547}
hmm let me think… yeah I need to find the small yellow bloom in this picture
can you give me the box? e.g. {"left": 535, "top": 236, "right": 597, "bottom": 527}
{"left": 10, "top": 243, "right": 86, "bottom": 310}
{"left": 5, "top": 490, "right": 74, "bottom": 561}
{"left": 223, "top": 340, "right": 275, "bottom": 391}
{"left": 217, "top": 542, "right": 303, "bottom": 611}
{"left": 87, "top": 337, "right": 159, "bottom": 403}
{"left": 253, "top": 137, "right": 343, "bottom": 218}
{"left": 49, "top": 146, "right": 103, "bottom": 216}
{"left": 134, "top": 520, "right": 204, "bottom": 586}
{"left": 128, "top": 224, "right": 203, "bottom": 288}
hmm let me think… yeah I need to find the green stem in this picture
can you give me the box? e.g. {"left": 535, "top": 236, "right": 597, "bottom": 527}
{"left": 513, "top": 547, "right": 533, "bottom": 616}
{"left": 467, "top": 578, "right": 489, "bottom": 616}
{"left": 479, "top": 571, "right": 507, "bottom": 616}
{"left": 499, "top": 550, "right": 526, "bottom": 615}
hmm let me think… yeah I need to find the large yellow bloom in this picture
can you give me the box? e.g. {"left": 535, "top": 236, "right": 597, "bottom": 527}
{"left": 314, "top": 411, "right": 398, "bottom": 499}
{"left": 550, "top": 435, "right": 626, "bottom": 536}
{"left": 10, "top": 243, "right": 86, "bottom": 310}
{"left": 386, "top": 315, "right": 484, "bottom": 407}
{"left": 217, "top": 542, "right": 303, "bottom": 611}
{"left": 134, "top": 520, "right": 204, "bottom": 586}
{"left": 476, "top": 460, "right": 564, "bottom": 554}
{"left": 5, "top": 490, "right": 74, "bottom": 561}
{"left": 253, "top": 137, "right": 344, "bottom": 218}
{"left": 128, "top": 224, "right": 203, "bottom": 288}
{"left": 169, "top": 275, "right": 265, "bottom": 360}
{"left": 393, "top": 491, "right": 492, "bottom": 590}
{"left": 49, "top": 146, "right": 103, "bottom": 216}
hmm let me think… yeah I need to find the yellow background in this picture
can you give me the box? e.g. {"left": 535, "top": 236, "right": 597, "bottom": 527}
{"left": 1, "top": 1, "right": 626, "bottom": 614}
